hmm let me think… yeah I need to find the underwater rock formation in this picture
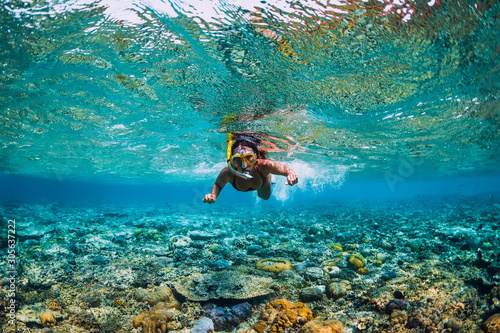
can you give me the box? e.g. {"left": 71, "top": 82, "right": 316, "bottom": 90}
{"left": 174, "top": 271, "right": 275, "bottom": 301}
{"left": 256, "top": 258, "right": 292, "bottom": 274}
{"left": 253, "top": 299, "right": 312, "bottom": 333}
{"left": 299, "top": 287, "right": 324, "bottom": 303}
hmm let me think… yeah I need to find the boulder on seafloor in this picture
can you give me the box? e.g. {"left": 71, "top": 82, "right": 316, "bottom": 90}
{"left": 304, "top": 267, "right": 325, "bottom": 281}
{"left": 299, "top": 287, "right": 324, "bottom": 303}
{"left": 325, "top": 279, "right": 352, "bottom": 300}
{"left": 17, "top": 226, "right": 53, "bottom": 240}
{"left": 247, "top": 244, "right": 263, "bottom": 255}
{"left": 256, "top": 258, "right": 292, "bottom": 274}
{"left": 173, "top": 271, "right": 275, "bottom": 301}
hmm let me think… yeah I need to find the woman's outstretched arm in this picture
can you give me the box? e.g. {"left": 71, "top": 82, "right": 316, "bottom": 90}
{"left": 259, "top": 160, "right": 298, "bottom": 185}
{"left": 203, "top": 168, "right": 231, "bottom": 204}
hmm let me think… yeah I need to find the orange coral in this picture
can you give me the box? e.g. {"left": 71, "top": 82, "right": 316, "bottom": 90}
{"left": 145, "top": 286, "right": 181, "bottom": 308}
{"left": 253, "top": 299, "right": 312, "bottom": 333}
{"left": 39, "top": 311, "right": 56, "bottom": 327}
{"left": 299, "top": 319, "right": 343, "bottom": 333}
{"left": 132, "top": 302, "right": 176, "bottom": 333}
{"left": 483, "top": 313, "right": 500, "bottom": 333}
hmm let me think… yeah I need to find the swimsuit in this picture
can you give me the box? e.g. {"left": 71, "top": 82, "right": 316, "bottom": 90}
{"left": 231, "top": 165, "right": 265, "bottom": 192}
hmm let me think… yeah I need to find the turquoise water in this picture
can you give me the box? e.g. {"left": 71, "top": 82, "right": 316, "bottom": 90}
{"left": 1, "top": 0, "right": 499, "bottom": 186}
{"left": 1, "top": 1, "right": 500, "bottom": 332}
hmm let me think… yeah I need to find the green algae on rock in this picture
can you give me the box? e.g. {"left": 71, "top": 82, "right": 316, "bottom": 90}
{"left": 173, "top": 271, "right": 275, "bottom": 301}
{"left": 348, "top": 253, "right": 366, "bottom": 271}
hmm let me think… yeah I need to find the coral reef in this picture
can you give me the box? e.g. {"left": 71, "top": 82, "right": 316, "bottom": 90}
{"left": 407, "top": 307, "right": 442, "bottom": 331}
{"left": 348, "top": 253, "right": 365, "bottom": 271}
{"left": 299, "top": 319, "right": 343, "bottom": 333}
{"left": 385, "top": 299, "right": 419, "bottom": 314}
{"left": 5, "top": 199, "right": 499, "bottom": 332}
{"left": 483, "top": 313, "right": 500, "bottom": 333}
{"left": 48, "top": 301, "right": 62, "bottom": 311}
{"left": 325, "top": 279, "right": 352, "bottom": 300}
{"left": 253, "top": 299, "right": 313, "bottom": 333}
{"left": 191, "top": 317, "right": 214, "bottom": 333}
{"left": 256, "top": 258, "right": 292, "bottom": 274}
{"left": 132, "top": 302, "right": 176, "bottom": 333}
{"left": 39, "top": 311, "right": 56, "bottom": 327}
{"left": 174, "top": 271, "right": 275, "bottom": 301}
{"left": 203, "top": 302, "right": 252, "bottom": 329}
{"left": 142, "top": 286, "right": 181, "bottom": 308}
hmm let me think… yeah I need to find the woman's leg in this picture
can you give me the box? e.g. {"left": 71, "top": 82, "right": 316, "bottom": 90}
{"left": 257, "top": 174, "right": 272, "bottom": 200}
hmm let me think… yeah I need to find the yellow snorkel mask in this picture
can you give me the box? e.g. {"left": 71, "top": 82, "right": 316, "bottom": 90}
{"left": 227, "top": 133, "right": 255, "bottom": 180}
{"left": 229, "top": 153, "right": 257, "bottom": 169}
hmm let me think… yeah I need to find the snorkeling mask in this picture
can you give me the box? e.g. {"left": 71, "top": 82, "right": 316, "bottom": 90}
{"left": 229, "top": 153, "right": 257, "bottom": 169}
{"left": 226, "top": 133, "right": 256, "bottom": 180}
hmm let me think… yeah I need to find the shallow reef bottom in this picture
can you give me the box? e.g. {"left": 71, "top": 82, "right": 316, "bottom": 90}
{"left": 1, "top": 196, "right": 499, "bottom": 332}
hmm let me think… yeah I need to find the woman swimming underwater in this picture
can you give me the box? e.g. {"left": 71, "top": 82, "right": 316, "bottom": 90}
{"left": 203, "top": 134, "right": 298, "bottom": 204}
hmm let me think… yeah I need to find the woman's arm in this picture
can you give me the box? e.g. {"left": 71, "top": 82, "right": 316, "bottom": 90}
{"left": 203, "top": 168, "right": 231, "bottom": 204}
{"left": 259, "top": 160, "right": 298, "bottom": 185}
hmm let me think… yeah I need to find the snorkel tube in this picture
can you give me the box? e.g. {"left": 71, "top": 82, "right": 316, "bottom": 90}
{"left": 228, "top": 164, "right": 254, "bottom": 180}
{"left": 227, "top": 133, "right": 254, "bottom": 180}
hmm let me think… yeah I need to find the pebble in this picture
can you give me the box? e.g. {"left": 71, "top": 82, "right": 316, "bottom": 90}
{"left": 191, "top": 317, "right": 214, "bottom": 333}
{"left": 299, "top": 287, "right": 324, "bottom": 302}
{"left": 188, "top": 229, "right": 226, "bottom": 240}
{"left": 209, "top": 259, "right": 231, "bottom": 270}
{"left": 170, "top": 235, "right": 192, "bottom": 248}
{"left": 323, "top": 265, "right": 341, "bottom": 278}
{"left": 113, "top": 235, "right": 127, "bottom": 245}
{"left": 380, "top": 271, "right": 397, "bottom": 281}
{"left": 305, "top": 267, "right": 325, "bottom": 281}
{"left": 92, "top": 256, "right": 108, "bottom": 265}
{"left": 293, "top": 261, "right": 317, "bottom": 275}
{"left": 247, "top": 244, "right": 262, "bottom": 255}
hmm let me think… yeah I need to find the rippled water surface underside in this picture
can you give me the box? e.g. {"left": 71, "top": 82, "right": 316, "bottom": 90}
{"left": 1, "top": 0, "right": 499, "bottom": 184}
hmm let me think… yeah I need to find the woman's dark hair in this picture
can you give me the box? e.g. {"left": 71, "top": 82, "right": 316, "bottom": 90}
{"left": 231, "top": 133, "right": 267, "bottom": 159}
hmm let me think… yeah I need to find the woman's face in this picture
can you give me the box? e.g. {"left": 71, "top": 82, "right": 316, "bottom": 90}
{"left": 232, "top": 145, "right": 256, "bottom": 172}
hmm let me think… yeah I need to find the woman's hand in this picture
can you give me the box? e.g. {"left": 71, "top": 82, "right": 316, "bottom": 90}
{"left": 286, "top": 171, "right": 298, "bottom": 186}
{"left": 203, "top": 193, "right": 216, "bottom": 204}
